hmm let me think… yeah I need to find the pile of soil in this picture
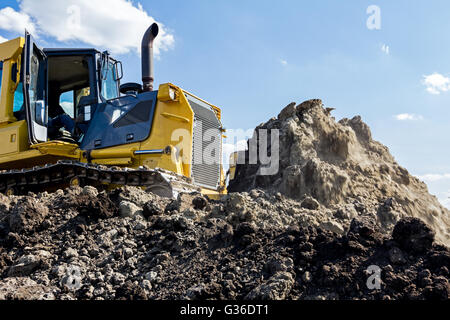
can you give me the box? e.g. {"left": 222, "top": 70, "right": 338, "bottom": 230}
{"left": 229, "top": 99, "right": 450, "bottom": 246}
{"left": 0, "top": 99, "right": 448, "bottom": 300}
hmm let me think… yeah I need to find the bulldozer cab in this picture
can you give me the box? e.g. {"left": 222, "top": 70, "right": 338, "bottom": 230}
{"left": 20, "top": 32, "right": 121, "bottom": 145}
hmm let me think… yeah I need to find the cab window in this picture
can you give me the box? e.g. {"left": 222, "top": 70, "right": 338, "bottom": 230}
{"left": 100, "top": 61, "right": 119, "bottom": 100}
{"left": 13, "top": 82, "right": 24, "bottom": 112}
{"left": 60, "top": 91, "right": 74, "bottom": 118}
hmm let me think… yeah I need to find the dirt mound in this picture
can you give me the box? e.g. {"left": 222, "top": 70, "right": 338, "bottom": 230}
{"left": 0, "top": 99, "right": 448, "bottom": 300}
{"left": 229, "top": 99, "right": 450, "bottom": 246}
{"left": 0, "top": 186, "right": 448, "bottom": 300}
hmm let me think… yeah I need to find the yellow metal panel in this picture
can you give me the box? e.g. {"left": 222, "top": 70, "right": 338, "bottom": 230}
{"left": 200, "top": 187, "right": 226, "bottom": 200}
{"left": 0, "top": 37, "right": 25, "bottom": 61}
{"left": 0, "top": 149, "right": 45, "bottom": 169}
{"left": 87, "top": 142, "right": 141, "bottom": 167}
{"left": 138, "top": 83, "right": 194, "bottom": 177}
{"left": 32, "top": 141, "right": 80, "bottom": 158}
{"left": 0, "top": 120, "right": 28, "bottom": 155}
{"left": 90, "top": 145, "right": 137, "bottom": 159}
{"left": 92, "top": 158, "right": 132, "bottom": 165}
{"left": 0, "top": 37, "right": 24, "bottom": 125}
{"left": 161, "top": 112, "right": 190, "bottom": 123}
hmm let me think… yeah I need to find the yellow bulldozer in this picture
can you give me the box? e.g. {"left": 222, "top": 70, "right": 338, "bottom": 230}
{"left": 0, "top": 23, "right": 227, "bottom": 198}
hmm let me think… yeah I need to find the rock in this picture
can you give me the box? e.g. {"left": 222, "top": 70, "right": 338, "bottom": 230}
{"left": 73, "top": 192, "right": 117, "bottom": 219}
{"left": 64, "top": 248, "right": 78, "bottom": 260}
{"left": 115, "top": 281, "right": 147, "bottom": 300}
{"left": 109, "top": 185, "right": 155, "bottom": 207}
{"left": 334, "top": 205, "right": 359, "bottom": 220}
{"left": 7, "top": 255, "right": 41, "bottom": 277}
{"left": 320, "top": 221, "right": 345, "bottom": 235}
{"left": 119, "top": 201, "right": 142, "bottom": 218}
{"left": 144, "top": 271, "right": 158, "bottom": 282}
{"left": 377, "top": 198, "right": 401, "bottom": 228}
{"left": 192, "top": 196, "right": 208, "bottom": 210}
{"left": 301, "top": 197, "right": 320, "bottom": 210}
{"left": 423, "top": 276, "right": 449, "bottom": 300}
{"left": 142, "top": 201, "right": 162, "bottom": 218}
{"left": 264, "top": 257, "right": 294, "bottom": 276}
{"left": 226, "top": 193, "right": 247, "bottom": 213}
{"left": 388, "top": 247, "right": 407, "bottom": 265}
{"left": 81, "top": 186, "right": 98, "bottom": 197}
{"left": 0, "top": 277, "right": 56, "bottom": 300}
{"left": 348, "top": 217, "right": 377, "bottom": 237}
{"left": 235, "top": 222, "right": 257, "bottom": 237}
{"left": 278, "top": 102, "right": 297, "bottom": 121}
{"left": 123, "top": 248, "right": 134, "bottom": 259}
{"left": 141, "top": 279, "right": 152, "bottom": 291}
{"left": 112, "top": 272, "right": 126, "bottom": 285}
{"left": 134, "top": 221, "right": 147, "bottom": 230}
{"left": 245, "top": 272, "right": 295, "bottom": 300}
{"left": 9, "top": 198, "right": 49, "bottom": 233}
{"left": 393, "top": 218, "right": 435, "bottom": 254}
{"left": 302, "top": 271, "right": 312, "bottom": 283}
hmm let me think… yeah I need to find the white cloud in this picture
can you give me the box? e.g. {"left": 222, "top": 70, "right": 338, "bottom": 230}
{"left": 0, "top": 6, "right": 35, "bottom": 34}
{"left": 381, "top": 44, "right": 389, "bottom": 54}
{"left": 280, "top": 59, "right": 288, "bottom": 66}
{"left": 0, "top": 35, "right": 7, "bottom": 43}
{"left": 423, "top": 73, "right": 450, "bottom": 95}
{"left": 417, "top": 173, "right": 450, "bottom": 182}
{"left": 394, "top": 113, "right": 423, "bottom": 121}
{"left": 0, "top": 0, "right": 174, "bottom": 55}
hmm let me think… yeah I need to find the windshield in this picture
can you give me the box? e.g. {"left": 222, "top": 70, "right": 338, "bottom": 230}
{"left": 100, "top": 60, "right": 119, "bottom": 100}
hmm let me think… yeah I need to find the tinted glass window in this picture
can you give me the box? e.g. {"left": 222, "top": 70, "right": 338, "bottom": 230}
{"left": 60, "top": 91, "right": 74, "bottom": 118}
{"left": 101, "top": 62, "right": 119, "bottom": 100}
{"left": 13, "top": 82, "right": 24, "bottom": 112}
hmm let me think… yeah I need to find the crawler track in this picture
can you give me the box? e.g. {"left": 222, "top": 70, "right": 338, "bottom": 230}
{"left": 0, "top": 160, "right": 197, "bottom": 197}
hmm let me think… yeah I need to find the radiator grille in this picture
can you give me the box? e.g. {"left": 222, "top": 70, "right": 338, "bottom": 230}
{"left": 186, "top": 94, "right": 222, "bottom": 190}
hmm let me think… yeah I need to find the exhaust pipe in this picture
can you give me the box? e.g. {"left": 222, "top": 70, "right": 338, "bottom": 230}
{"left": 141, "top": 22, "right": 159, "bottom": 92}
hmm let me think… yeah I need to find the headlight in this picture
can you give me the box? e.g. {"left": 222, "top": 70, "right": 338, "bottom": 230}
{"left": 169, "top": 87, "right": 176, "bottom": 100}
{"left": 157, "top": 84, "right": 178, "bottom": 102}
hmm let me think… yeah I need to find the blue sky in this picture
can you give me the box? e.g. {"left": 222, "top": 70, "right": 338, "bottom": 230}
{"left": 1, "top": 0, "right": 449, "bottom": 207}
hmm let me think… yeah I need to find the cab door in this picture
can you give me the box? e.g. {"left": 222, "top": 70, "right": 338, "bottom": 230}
{"left": 23, "top": 31, "right": 47, "bottom": 143}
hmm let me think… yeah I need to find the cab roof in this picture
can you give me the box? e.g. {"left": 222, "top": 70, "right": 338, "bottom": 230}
{"left": 43, "top": 48, "right": 101, "bottom": 55}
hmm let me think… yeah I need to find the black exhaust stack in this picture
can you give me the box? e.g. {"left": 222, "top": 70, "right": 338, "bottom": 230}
{"left": 141, "top": 23, "right": 159, "bottom": 92}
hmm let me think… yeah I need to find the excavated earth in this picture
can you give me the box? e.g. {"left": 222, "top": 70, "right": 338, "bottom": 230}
{"left": 0, "top": 99, "right": 448, "bottom": 300}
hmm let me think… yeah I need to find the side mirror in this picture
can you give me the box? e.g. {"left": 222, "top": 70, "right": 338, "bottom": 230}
{"left": 35, "top": 100, "right": 46, "bottom": 125}
{"left": 114, "top": 61, "right": 123, "bottom": 81}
